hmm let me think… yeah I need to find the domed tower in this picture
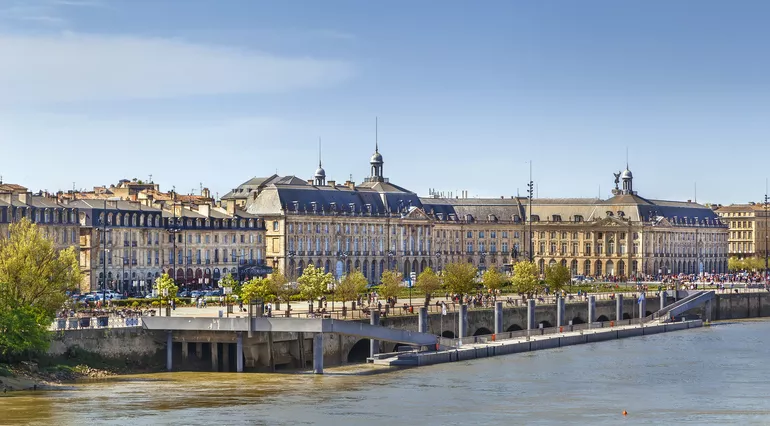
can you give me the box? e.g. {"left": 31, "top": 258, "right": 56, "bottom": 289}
{"left": 369, "top": 118, "right": 384, "bottom": 182}
{"left": 314, "top": 138, "right": 326, "bottom": 186}
{"left": 621, "top": 165, "right": 633, "bottom": 194}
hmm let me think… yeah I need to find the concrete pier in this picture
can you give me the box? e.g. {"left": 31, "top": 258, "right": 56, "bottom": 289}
{"left": 181, "top": 340, "right": 189, "bottom": 364}
{"left": 418, "top": 307, "right": 428, "bottom": 334}
{"left": 313, "top": 334, "right": 324, "bottom": 374}
{"left": 494, "top": 301, "right": 503, "bottom": 335}
{"left": 527, "top": 299, "right": 535, "bottom": 330}
{"left": 236, "top": 332, "right": 244, "bottom": 373}
{"left": 370, "top": 311, "right": 380, "bottom": 357}
{"left": 616, "top": 294, "right": 624, "bottom": 321}
{"left": 222, "top": 342, "right": 230, "bottom": 372}
{"left": 639, "top": 295, "right": 647, "bottom": 319}
{"left": 588, "top": 296, "right": 596, "bottom": 325}
{"left": 556, "top": 297, "right": 565, "bottom": 327}
{"left": 166, "top": 331, "right": 172, "bottom": 371}
{"left": 211, "top": 342, "right": 219, "bottom": 372}
{"left": 459, "top": 304, "right": 468, "bottom": 338}
{"left": 660, "top": 291, "right": 668, "bottom": 309}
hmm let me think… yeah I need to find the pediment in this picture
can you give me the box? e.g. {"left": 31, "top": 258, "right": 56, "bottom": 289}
{"left": 403, "top": 207, "right": 431, "bottom": 221}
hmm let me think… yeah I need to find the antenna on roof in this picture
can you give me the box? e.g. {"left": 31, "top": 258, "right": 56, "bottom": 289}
{"left": 149, "top": 174, "right": 153, "bottom": 183}
{"left": 318, "top": 137, "right": 322, "bottom": 168}
{"left": 694, "top": 182, "right": 697, "bottom": 203}
{"left": 375, "top": 116, "right": 379, "bottom": 153}
{"left": 626, "top": 147, "right": 629, "bottom": 169}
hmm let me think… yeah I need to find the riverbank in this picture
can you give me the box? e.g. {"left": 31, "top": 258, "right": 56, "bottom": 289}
{"left": 0, "top": 362, "right": 115, "bottom": 393}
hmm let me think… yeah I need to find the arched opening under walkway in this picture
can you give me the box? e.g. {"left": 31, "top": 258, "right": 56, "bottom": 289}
{"left": 393, "top": 343, "right": 413, "bottom": 352}
{"left": 506, "top": 324, "right": 523, "bottom": 332}
{"left": 442, "top": 331, "right": 456, "bottom": 338}
{"left": 473, "top": 327, "right": 493, "bottom": 336}
{"left": 538, "top": 321, "right": 553, "bottom": 328}
{"left": 622, "top": 313, "right": 631, "bottom": 320}
{"left": 347, "top": 339, "right": 371, "bottom": 363}
{"left": 571, "top": 317, "right": 586, "bottom": 325}
{"left": 596, "top": 315, "right": 610, "bottom": 322}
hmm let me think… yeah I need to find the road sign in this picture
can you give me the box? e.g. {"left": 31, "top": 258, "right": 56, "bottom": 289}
{"left": 410, "top": 272, "right": 416, "bottom": 280}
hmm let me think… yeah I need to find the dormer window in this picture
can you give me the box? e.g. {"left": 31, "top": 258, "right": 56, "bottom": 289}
{"left": 574, "top": 215, "right": 583, "bottom": 222}
{"left": 552, "top": 215, "right": 562, "bottom": 222}
{"left": 530, "top": 215, "right": 540, "bottom": 222}
{"left": 606, "top": 211, "right": 614, "bottom": 217}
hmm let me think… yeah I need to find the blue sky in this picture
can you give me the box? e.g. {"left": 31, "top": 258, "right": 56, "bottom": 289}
{"left": 0, "top": 1, "right": 768, "bottom": 204}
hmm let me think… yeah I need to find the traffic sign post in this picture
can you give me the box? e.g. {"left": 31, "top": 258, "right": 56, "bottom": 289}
{"left": 409, "top": 272, "right": 417, "bottom": 307}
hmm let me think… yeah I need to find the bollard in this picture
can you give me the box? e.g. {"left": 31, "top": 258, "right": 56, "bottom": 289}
{"left": 418, "top": 307, "right": 428, "bottom": 334}
{"left": 370, "top": 310, "right": 380, "bottom": 357}
{"left": 494, "top": 301, "right": 503, "bottom": 335}
{"left": 458, "top": 304, "right": 468, "bottom": 339}
{"left": 527, "top": 299, "right": 536, "bottom": 330}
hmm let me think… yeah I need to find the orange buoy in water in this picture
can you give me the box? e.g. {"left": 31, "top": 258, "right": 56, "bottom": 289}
{"left": 622, "top": 411, "right": 628, "bottom": 416}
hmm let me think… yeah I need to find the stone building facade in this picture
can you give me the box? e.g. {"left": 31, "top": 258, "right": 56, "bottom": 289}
{"left": 714, "top": 203, "right": 770, "bottom": 260}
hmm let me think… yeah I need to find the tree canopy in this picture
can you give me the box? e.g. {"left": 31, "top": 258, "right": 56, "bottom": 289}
{"left": 0, "top": 218, "right": 81, "bottom": 316}
{"left": 442, "top": 262, "right": 478, "bottom": 295}
{"left": 336, "top": 270, "right": 368, "bottom": 304}
{"left": 544, "top": 264, "right": 571, "bottom": 293}
{"left": 241, "top": 277, "right": 274, "bottom": 303}
{"left": 297, "top": 264, "right": 333, "bottom": 302}
{"left": 511, "top": 261, "right": 540, "bottom": 295}
{"left": 153, "top": 273, "right": 178, "bottom": 302}
{"left": 378, "top": 270, "right": 402, "bottom": 300}
{"left": 481, "top": 266, "right": 506, "bottom": 295}
{"left": 416, "top": 267, "right": 441, "bottom": 297}
{"left": 0, "top": 219, "right": 82, "bottom": 360}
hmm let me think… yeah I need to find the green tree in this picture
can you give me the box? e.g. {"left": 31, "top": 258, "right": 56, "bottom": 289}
{"left": 269, "top": 269, "right": 293, "bottom": 305}
{"left": 218, "top": 273, "right": 240, "bottom": 301}
{"left": 336, "top": 270, "right": 368, "bottom": 309}
{"left": 0, "top": 305, "right": 51, "bottom": 361}
{"left": 297, "top": 264, "right": 333, "bottom": 303}
{"left": 511, "top": 261, "right": 540, "bottom": 295}
{"left": 481, "top": 266, "right": 506, "bottom": 299}
{"left": 378, "top": 270, "right": 403, "bottom": 302}
{"left": 416, "top": 267, "right": 441, "bottom": 305}
{"left": 153, "top": 273, "right": 178, "bottom": 304}
{"left": 544, "top": 264, "right": 570, "bottom": 293}
{"left": 728, "top": 257, "right": 745, "bottom": 272}
{"left": 0, "top": 218, "right": 81, "bottom": 316}
{"left": 442, "top": 262, "right": 478, "bottom": 296}
{"left": 241, "top": 277, "right": 274, "bottom": 303}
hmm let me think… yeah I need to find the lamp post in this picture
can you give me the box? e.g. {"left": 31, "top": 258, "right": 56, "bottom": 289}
{"left": 765, "top": 191, "right": 768, "bottom": 287}
{"left": 527, "top": 160, "right": 534, "bottom": 262}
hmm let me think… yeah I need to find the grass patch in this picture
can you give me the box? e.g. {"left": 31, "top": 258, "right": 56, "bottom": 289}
{"left": 0, "top": 364, "right": 13, "bottom": 377}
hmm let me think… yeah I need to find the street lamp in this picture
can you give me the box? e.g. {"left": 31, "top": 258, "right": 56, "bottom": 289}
{"left": 765, "top": 190, "right": 768, "bottom": 286}
{"left": 527, "top": 160, "right": 534, "bottom": 263}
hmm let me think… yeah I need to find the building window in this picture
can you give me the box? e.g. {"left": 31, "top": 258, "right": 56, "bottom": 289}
{"left": 502, "top": 231, "right": 508, "bottom": 239}
{"left": 273, "top": 221, "right": 279, "bottom": 232}
{"left": 467, "top": 242, "right": 473, "bottom": 253}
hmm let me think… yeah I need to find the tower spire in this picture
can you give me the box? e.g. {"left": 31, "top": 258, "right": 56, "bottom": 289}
{"left": 626, "top": 147, "right": 629, "bottom": 170}
{"left": 375, "top": 116, "right": 379, "bottom": 153}
{"left": 318, "top": 137, "right": 322, "bottom": 168}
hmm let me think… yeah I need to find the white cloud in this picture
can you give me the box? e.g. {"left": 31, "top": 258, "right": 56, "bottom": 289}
{"left": 0, "top": 33, "right": 354, "bottom": 104}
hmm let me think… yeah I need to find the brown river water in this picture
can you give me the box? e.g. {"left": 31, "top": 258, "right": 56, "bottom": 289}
{"left": 2, "top": 320, "right": 770, "bottom": 425}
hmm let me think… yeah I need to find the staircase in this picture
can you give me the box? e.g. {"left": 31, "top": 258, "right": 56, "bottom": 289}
{"left": 653, "top": 290, "right": 714, "bottom": 323}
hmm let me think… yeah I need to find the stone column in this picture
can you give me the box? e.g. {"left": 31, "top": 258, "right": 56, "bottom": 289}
{"left": 370, "top": 310, "right": 380, "bottom": 357}
{"left": 458, "top": 304, "right": 468, "bottom": 339}
{"left": 313, "top": 333, "right": 324, "bottom": 375}
{"left": 223, "top": 343, "right": 230, "bottom": 372}
{"left": 296, "top": 332, "right": 306, "bottom": 368}
{"left": 660, "top": 291, "right": 667, "bottom": 309}
{"left": 418, "top": 307, "right": 428, "bottom": 334}
{"left": 588, "top": 295, "right": 596, "bottom": 324}
{"left": 195, "top": 342, "right": 203, "bottom": 359}
{"left": 236, "top": 332, "right": 244, "bottom": 373}
{"left": 556, "top": 297, "right": 565, "bottom": 327}
{"left": 639, "top": 294, "right": 647, "bottom": 321}
{"left": 616, "top": 294, "right": 624, "bottom": 322}
{"left": 166, "top": 331, "right": 173, "bottom": 372}
{"left": 181, "top": 340, "right": 188, "bottom": 365}
{"left": 211, "top": 342, "right": 219, "bottom": 372}
{"left": 267, "top": 331, "right": 276, "bottom": 372}
{"left": 527, "top": 299, "right": 535, "bottom": 330}
{"left": 494, "top": 301, "right": 503, "bottom": 335}
{"left": 705, "top": 299, "right": 712, "bottom": 322}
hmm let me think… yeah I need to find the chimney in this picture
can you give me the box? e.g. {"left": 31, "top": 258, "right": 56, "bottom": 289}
{"left": 198, "top": 203, "right": 210, "bottom": 217}
{"left": 202, "top": 188, "right": 211, "bottom": 199}
{"left": 347, "top": 181, "right": 355, "bottom": 190}
{"left": 328, "top": 180, "right": 336, "bottom": 189}
{"left": 18, "top": 192, "right": 29, "bottom": 205}
{"left": 307, "top": 179, "right": 314, "bottom": 185}
{"left": 226, "top": 200, "right": 236, "bottom": 215}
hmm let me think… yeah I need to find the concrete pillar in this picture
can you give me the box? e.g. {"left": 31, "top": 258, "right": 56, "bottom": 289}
{"left": 247, "top": 301, "right": 253, "bottom": 338}
{"left": 458, "top": 304, "right": 468, "bottom": 339}
{"left": 181, "top": 341, "right": 189, "bottom": 365}
{"left": 705, "top": 299, "right": 712, "bottom": 322}
{"left": 223, "top": 343, "right": 230, "bottom": 372}
{"left": 527, "top": 299, "right": 535, "bottom": 330}
{"left": 267, "top": 331, "right": 276, "bottom": 372}
{"left": 660, "top": 291, "right": 668, "bottom": 309}
{"left": 616, "top": 294, "right": 624, "bottom": 321}
{"left": 494, "top": 301, "right": 503, "bottom": 335}
{"left": 556, "top": 297, "right": 565, "bottom": 327}
{"left": 639, "top": 294, "right": 647, "bottom": 321}
{"left": 211, "top": 343, "right": 219, "bottom": 372}
{"left": 313, "top": 333, "right": 324, "bottom": 374}
{"left": 418, "top": 307, "right": 428, "bottom": 334}
{"left": 370, "top": 311, "right": 380, "bottom": 357}
{"left": 236, "top": 332, "right": 244, "bottom": 373}
{"left": 166, "top": 331, "right": 173, "bottom": 372}
{"left": 195, "top": 342, "right": 203, "bottom": 359}
{"left": 588, "top": 295, "right": 596, "bottom": 324}
{"left": 296, "top": 332, "right": 306, "bottom": 368}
